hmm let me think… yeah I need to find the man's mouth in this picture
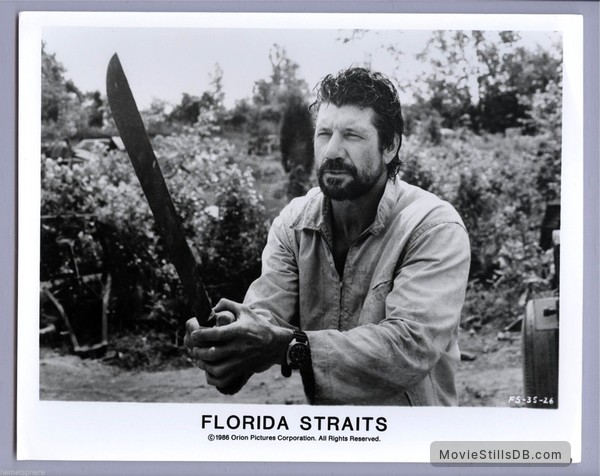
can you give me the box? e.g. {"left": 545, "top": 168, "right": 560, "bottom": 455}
{"left": 324, "top": 169, "right": 350, "bottom": 175}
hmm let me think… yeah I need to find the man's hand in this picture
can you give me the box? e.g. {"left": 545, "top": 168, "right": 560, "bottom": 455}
{"left": 184, "top": 309, "right": 250, "bottom": 394}
{"left": 184, "top": 298, "right": 293, "bottom": 390}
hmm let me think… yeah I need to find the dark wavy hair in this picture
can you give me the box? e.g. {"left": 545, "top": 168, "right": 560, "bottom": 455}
{"left": 309, "top": 67, "right": 404, "bottom": 179}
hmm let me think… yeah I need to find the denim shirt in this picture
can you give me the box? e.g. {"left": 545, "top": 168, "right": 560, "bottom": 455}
{"left": 244, "top": 178, "right": 470, "bottom": 406}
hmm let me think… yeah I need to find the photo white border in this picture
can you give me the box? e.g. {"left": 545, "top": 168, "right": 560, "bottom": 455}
{"left": 17, "top": 11, "right": 583, "bottom": 462}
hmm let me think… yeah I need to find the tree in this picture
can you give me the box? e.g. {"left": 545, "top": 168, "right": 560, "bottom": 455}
{"left": 472, "top": 33, "right": 562, "bottom": 133}
{"left": 168, "top": 63, "right": 226, "bottom": 135}
{"left": 169, "top": 92, "right": 202, "bottom": 125}
{"left": 208, "top": 63, "right": 226, "bottom": 114}
{"left": 84, "top": 91, "right": 105, "bottom": 129}
{"left": 280, "top": 93, "right": 314, "bottom": 198}
{"left": 244, "top": 45, "right": 311, "bottom": 156}
{"left": 41, "top": 42, "right": 86, "bottom": 142}
{"left": 369, "top": 30, "right": 562, "bottom": 134}
{"left": 252, "top": 44, "right": 309, "bottom": 108}
{"left": 140, "top": 98, "right": 172, "bottom": 136}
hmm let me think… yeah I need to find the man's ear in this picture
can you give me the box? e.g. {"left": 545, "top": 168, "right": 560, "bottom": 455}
{"left": 383, "top": 134, "right": 401, "bottom": 165}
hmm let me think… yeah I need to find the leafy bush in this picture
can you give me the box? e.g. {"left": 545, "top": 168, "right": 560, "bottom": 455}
{"left": 41, "top": 127, "right": 269, "bottom": 338}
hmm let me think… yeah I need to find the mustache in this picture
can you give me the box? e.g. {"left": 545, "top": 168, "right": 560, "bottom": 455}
{"left": 318, "top": 158, "right": 358, "bottom": 175}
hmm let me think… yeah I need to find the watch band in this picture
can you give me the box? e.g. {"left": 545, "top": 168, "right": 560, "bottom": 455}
{"left": 291, "top": 330, "right": 308, "bottom": 344}
{"left": 281, "top": 361, "right": 292, "bottom": 378}
{"left": 281, "top": 330, "right": 310, "bottom": 377}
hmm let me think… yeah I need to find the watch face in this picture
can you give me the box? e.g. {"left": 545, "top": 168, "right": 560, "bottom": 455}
{"left": 289, "top": 342, "right": 309, "bottom": 368}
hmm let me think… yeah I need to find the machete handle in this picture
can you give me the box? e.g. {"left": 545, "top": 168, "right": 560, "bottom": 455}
{"left": 211, "top": 310, "right": 248, "bottom": 395}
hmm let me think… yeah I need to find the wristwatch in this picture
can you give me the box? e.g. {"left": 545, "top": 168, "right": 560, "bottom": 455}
{"left": 281, "top": 330, "right": 311, "bottom": 377}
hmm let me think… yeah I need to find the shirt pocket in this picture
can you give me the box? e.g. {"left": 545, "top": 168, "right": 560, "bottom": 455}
{"left": 358, "top": 278, "right": 393, "bottom": 324}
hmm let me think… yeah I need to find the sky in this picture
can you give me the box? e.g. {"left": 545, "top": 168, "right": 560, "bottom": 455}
{"left": 42, "top": 26, "right": 560, "bottom": 110}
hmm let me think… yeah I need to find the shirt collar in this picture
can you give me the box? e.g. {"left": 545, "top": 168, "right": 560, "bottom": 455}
{"left": 290, "top": 179, "right": 403, "bottom": 236}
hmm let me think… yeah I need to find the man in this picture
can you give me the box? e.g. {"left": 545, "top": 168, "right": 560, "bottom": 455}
{"left": 184, "top": 68, "right": 470, "bottom": 406}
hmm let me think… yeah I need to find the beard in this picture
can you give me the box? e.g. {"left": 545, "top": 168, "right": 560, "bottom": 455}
{"left": 317, "top": 158, "right": 383, "bottom": 201}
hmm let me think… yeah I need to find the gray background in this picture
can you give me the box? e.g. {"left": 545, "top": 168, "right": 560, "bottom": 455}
{"left": 1, "top": 1, "right": 598, "bottom": 475}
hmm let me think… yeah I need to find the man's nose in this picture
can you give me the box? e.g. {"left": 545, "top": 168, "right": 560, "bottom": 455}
{"left": 323, "top": 131, "right": 344, "bottom": 159}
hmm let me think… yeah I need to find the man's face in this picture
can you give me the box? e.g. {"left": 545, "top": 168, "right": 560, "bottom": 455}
{"left": 314, "top": 103, "right": 389, "bottom": 201}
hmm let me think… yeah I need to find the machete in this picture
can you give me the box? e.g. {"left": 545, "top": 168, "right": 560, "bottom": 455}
{"left": 107, "top": 54, "right": 250, "bottom": 395}
{"left": 106, "top": 53, "right": 216, "bottom": 327}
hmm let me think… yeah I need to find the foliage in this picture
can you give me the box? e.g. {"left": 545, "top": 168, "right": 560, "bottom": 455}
{"left": 362, "top": 30, "right": 562, "bottom": 134}
{"left": 230, "top": 45, "right": 312, "bottom": 156}
{"left": 42, "top": 43, "right": 114, "bottom": 143}
{"left": 280, "top": 92, "right": 315, "bottom": 198}
{"left": 519, "top": 79, "right": 562, "bottom": 203}
{"left": 41, "top": 127, "right": 269, "bottom": 337}
{"left": 151, "top": 131, "right": 268, "bottom": 300}
{"left": 42, "top": 42, "right": 85, "bottom": 141}
{"left": 140, "top": 98, "right": 174, "bottom": 136}
{"left": 252, "top": 44, "right": 309, "bottom": 108}
{"left": 168, "top": 63, "right": 226, "bottom": 129}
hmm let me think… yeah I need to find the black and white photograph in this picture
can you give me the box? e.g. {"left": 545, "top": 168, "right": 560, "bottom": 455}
{"left": 17, "top": 12, "right": 583, "bottom": 462}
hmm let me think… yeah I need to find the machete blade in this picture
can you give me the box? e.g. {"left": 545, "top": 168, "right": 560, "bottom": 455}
{"left": 106, "top": 53, "right": 216, "bottom": 327}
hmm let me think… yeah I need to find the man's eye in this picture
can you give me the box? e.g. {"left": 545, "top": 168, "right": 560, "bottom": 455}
{"left": 346, "top": 133, "right": 361, "bottom": 139}
{"left": 317, "top": 131, "right": 331, "bottom": 137}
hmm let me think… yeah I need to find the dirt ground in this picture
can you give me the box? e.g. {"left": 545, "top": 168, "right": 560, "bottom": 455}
{"left": 40, "top": 326, "right": 523, "bottom": 406}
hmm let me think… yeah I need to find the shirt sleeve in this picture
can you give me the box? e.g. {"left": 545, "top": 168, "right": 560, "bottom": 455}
{"left": 243, "top": 214, "right": 300, "bottom": 329}
{"left": 305, "top": 221, "right": 470, "bottom": 405}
